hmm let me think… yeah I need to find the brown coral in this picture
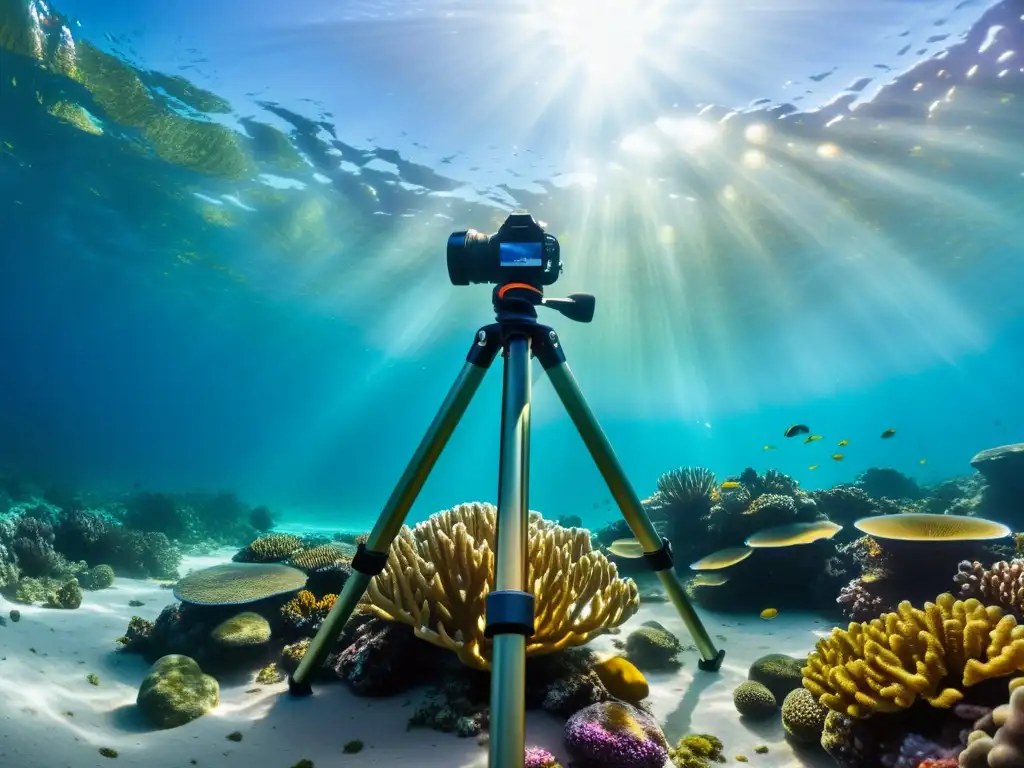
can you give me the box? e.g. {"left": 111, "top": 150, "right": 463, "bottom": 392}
{"left": 955, "top": 560, "right": 1024, "bottom": 619}
{"left": 287, "top": 544, "right": 350, "bottom": 573}
{"left": 365, "top": 502, "right": 640, "bottom": 670}
{"left": 803, "top": 593, "right": 1024, "bottom": 718}
{"left": 280, "top": 589, "right": 338, "bottom": 635}
{"left": 233, "top": 534, "right": 303, "bottom": 563}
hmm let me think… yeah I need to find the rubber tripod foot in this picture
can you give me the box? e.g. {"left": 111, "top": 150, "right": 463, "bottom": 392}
{"left": 697, "top": 649, "right": 726, "bottom": 672}
{"left": 287, "top": 675, "right": 314, "bottom": 697}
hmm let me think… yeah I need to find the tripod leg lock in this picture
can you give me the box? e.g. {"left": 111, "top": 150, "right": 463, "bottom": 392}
{"left": 484, "top": 590, "right": 535, "bottom": 638}
{"left": 641, "top": 537, "right": 675, "bottom": 573}
{"left": 351, "top": 542, "right": 391, "bottom": 577}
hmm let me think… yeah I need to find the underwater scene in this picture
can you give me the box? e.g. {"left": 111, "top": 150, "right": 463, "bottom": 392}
{"left": 2, "top": 0, "right": 1024, "bottom": 766}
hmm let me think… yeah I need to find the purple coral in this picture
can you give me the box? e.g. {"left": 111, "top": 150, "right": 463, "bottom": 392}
{"left": 525, "top": 746, "right": 561, "bottom": 768}
{"left": 564, "top": 701, "right": 668, "bottom": 768}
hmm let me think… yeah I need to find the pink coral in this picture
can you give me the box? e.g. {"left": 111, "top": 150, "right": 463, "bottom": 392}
{"left": 525, "top": 746, "right": 561, "bottom": 768}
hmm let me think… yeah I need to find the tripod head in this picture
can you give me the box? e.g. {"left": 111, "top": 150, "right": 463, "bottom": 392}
{"left": 492, "top": 283, "right": 595, "bottom": 325}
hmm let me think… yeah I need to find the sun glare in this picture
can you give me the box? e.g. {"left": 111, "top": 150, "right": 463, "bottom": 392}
{"left": 530, "top": 0, "right": 665, "bottom": 84}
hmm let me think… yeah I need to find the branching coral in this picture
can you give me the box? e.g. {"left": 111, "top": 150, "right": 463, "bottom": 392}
{"left": 955, "top": 560, "right": 1024, "bottom": 619}
{"left": 364, "top": 502, "right": 640, "bottom": 670}
{"left": 280, "top": 589, "right": 337, "bottom": 635}
{"left": 803, "top": 593, "right": 1024, "bottom": 718}
{"left": 837, "top": 577, "right": 894, "bottom": 622}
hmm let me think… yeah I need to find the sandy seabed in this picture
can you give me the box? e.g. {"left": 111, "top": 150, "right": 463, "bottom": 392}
{"left": 0, "top": 552, "right": 836, "bottom": 768}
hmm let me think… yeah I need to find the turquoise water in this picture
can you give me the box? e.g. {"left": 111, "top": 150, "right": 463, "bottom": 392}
{"left": 1, "top": 1, "right": 1024, "bottom": 766}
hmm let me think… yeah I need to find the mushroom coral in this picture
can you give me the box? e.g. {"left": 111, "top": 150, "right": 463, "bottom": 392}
{"left": 364, "top": 501, "right": 640, "bottom": 670}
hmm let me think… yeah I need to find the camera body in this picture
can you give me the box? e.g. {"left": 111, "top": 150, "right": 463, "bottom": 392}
{"left": 447, "top": 210, "right": 562, "bottom": 287}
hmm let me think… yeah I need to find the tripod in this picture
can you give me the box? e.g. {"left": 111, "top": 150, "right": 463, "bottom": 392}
{"left": 289, "top": 283, "right": 725, "bottom": 768}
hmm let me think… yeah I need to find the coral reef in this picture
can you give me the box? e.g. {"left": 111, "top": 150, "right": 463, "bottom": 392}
{"left": 279, "top": 590, "right": 337, "bottom": 638}
{"left": 210, "top": 612, "right": 272, "bottom": 648}
{"left": 328, "top": 616, "right": 431, "bottom": 696}
{"left": 564, "top": 701, "right": 668, "bottom": 768}
{"left": 364, "top": 502, "right": 639, "bottom": 669}
{"left": 524, "top": 746, "right": 562, "bottom": 768}
{"left": 855, "top": 468, "right": 924, "bottom": 501}
{"left": 836, "top": 576, "right": 896, "bottom": 622}
{"left": 233, "top": 534, "right": 304, "bottom": 563}
{"left": 803, "top": 593, "right": 1024, "bottom": 718}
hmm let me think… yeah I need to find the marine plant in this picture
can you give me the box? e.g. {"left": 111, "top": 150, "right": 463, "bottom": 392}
{"left": 364, "top": 502, "right": 639, "bottom": 670}
{"left": 803, "top": 592, "right": 1024, "bottom": 718}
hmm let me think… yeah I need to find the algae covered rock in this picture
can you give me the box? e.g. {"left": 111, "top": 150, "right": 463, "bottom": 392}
{"left": 564, "top": 700, "right": 668, "bottom": 768}
{"left": 622, "top": 621, "right": 683, "bottom": 670}
{"left": 49, "top": 578, "right": 83, "bottom": 609}
{"left": 732, "top": 681, "right": 777, "bottom": 719}
{"left": 81, "top": 564, "right": 116, "bottom": 590}
{"left": 781, "top": 687, "right": 827, "bottom": 743}
{"left": 136, "top": 655, "right": 219, "bottom": 729}
{"left": 747, "top": 653, "right": 805, "bottom": 700}
{"left": 210, "top": 612, "right": 272, "bottom": 648}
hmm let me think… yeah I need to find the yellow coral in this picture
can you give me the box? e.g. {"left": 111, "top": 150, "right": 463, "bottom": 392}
{"left": 280, "top": 590, "right": 337, "bottom": 629}
{"left": 364, "top": 502, "right": 640, "bottom": 670}
{"left": 803, "top": 593, "right": 1024, "bottom": 718}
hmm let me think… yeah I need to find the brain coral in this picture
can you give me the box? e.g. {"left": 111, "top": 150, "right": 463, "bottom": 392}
{"left": 803, "top": 592, "right": 1024, "bottom": 718}
{"left": 365, "top": 502, "right": 640, "bottom": 670}
{"left": 173, "top": 563, "right": 307, "bottom": 606}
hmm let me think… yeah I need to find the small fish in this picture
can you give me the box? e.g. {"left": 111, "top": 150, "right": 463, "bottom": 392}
{"left": 804, "top": 435, "right": 823, "bottom": 444}
{"left": 760, "top": 608, "right": 778, "bottom": 620}
{"left": 607, "top": 538, "right": 645, "bottom": 558}
{"left": 881, "top": 428, "right": 897, "bottom": 439}
{"left": 762, "top": 445, "right": 776, "bottom": 451}
{"left": 691, "top": 572, "right": 730, "bottom": 587}
{"left": 919, "top": 458, "right": 927, "bottom": 465}
{"left": 784, "top": 424, "right": 810, "bottom": 438}
{"left": 837, "top": 439, "right": 849, "bottom": 447}
{"left": 832, "top": 453, "right": 844, "bottom": 461}
{"left": 721, "top": 481, "right": 741, "bottom": 490}
{"left": 808, "top": 464, "right": 819, "bottom": 470}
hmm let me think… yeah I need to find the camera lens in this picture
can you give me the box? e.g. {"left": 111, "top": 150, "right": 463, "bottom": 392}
{"left": 447, "top": 229, "right": 496, "bottom": 285}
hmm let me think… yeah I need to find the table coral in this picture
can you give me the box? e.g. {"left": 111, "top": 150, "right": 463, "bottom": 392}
{"left": 364, "top": 502, "right": 639, "bottom": 670}
{"left": 803, "top": 592, "right": 1024, "bottom": 718}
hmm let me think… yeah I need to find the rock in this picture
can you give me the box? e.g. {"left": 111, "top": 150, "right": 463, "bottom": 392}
{"left": 972, "top": 445, "right": 1024, "bottom": 500}
{"left": 210, "top": 612, "right": 272, "bottom": 648}
{"left": 136, "top": 655, "right": 219, "bottom": 729}
{"left": 564, "top": 701, "right": 668, "bottom": 768}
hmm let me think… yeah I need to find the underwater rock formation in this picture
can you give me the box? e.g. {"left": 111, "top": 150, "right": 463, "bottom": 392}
{"left": 364, "top": 502, "right": 639, "bottom": 669}
{"left": 854, "top": 467, "right": 924, "bottom": 501}
{"left": 329, "top": 616, "right": 430, "bottom": 696}
{"left": 136, "top": 655, "right": 220, "bottom": 729}
{"left": 972, "top": 444, "right": 1024, "bottom": 497}
{"left": 563, "top": 701, "right": 668, "bottom": 768}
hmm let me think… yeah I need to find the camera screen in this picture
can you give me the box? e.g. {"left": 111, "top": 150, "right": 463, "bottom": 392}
{"left": 499, "top": 241, "right": 543, "bottom": 267}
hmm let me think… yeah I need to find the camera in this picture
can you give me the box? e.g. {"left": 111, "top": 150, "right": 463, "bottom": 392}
{"left": 447, "top": 210, "right": 562, "bottom": 287}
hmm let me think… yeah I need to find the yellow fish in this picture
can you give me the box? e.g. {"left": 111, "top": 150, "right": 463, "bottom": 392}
{"left": 919, "top": 458, "right": 927, "bottom": 465}
{"left": 803, "top": 435, "right": 823, "bottom": 444}
{"left": 762, "top": 445, "right": 776, "bottom": 451}
{"left": 760, "top": 608, "right": 778, "bottom": 620}
{"left": 832, "top": 453, "right": 844, "bottom": 461}
{"left": 808, "top": 464, "right": 819, "bottom": 470}
{"left": 721, "top": 481, "right": 741, "bottom": 490}
{"left": 607, "top": 538, "right": 644, "bottom": 558}
{"left": 837, "top": 439, "right": 849, "bottom": 447}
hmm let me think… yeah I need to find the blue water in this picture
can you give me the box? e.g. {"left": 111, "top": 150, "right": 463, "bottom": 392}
{"left": 0, "top": 0, "right": 1021, "bottom": 533}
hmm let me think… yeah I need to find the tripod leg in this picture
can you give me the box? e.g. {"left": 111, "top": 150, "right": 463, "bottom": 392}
{"left": 486, "top": 334, "right": 534, "bottom": 768}
{"left": 536, "top": 334, "right": 725, "bottom": 671}
{"left": 289, "top": 328, "right": 502, "bottom": 694}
